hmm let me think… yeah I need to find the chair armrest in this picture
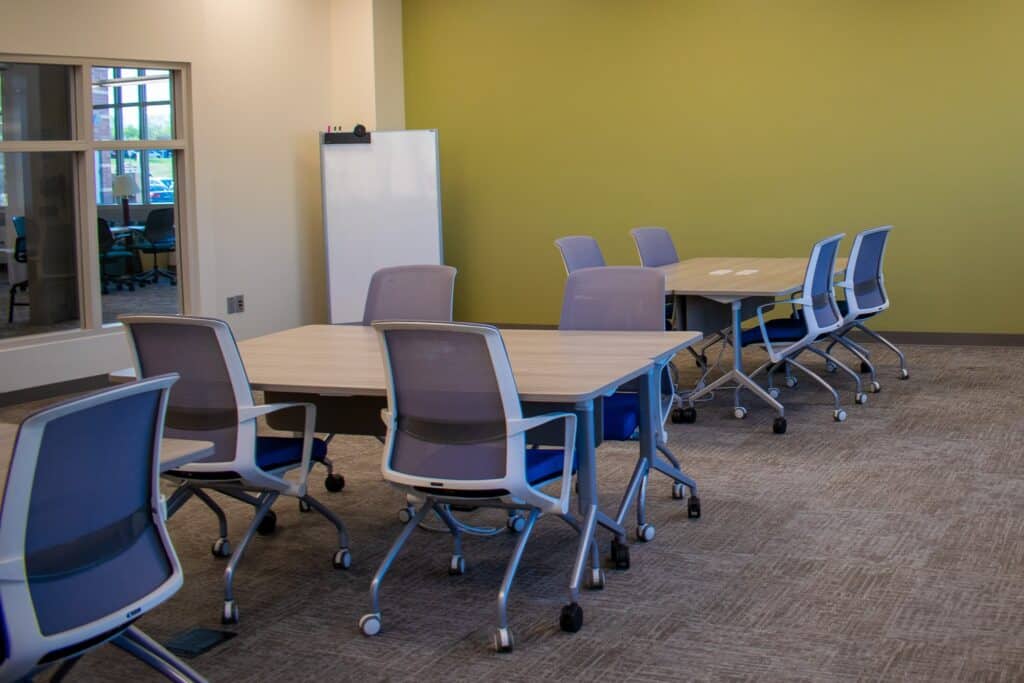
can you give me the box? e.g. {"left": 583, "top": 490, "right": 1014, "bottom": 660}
{"left": 509, "top": 412, "right": 577, "bottom": 514}
{"left": 507, "top": 412, "right": 576, "bottom": 436}
{"left": 239, "top": 402, "right": 317, "bottom": 494}
{"left": 754, "top": 298, "right": 806, "bottom": 361}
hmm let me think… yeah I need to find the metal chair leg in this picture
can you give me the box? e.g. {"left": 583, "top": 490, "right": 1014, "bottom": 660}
{"left": 368, "top": 501, "right": 434, "bottom": 615}
{"left": 496, "top": 509, "right": 539, "bottom": 632}
{"left": 112, "top": 626, "right": 206, "bottom": 683}
{"left": 785, "top": 357, "right": 844, "bottom": 414}
{"left": 221, "top": 492, "right": 278, "bottom": 622}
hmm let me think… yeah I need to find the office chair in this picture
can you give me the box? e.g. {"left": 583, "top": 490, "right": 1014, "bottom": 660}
{"left": 120, "top": 314, "right": 351, "bottom": 625}
{"left": 264, "top": 264, "right": 457, "bottom": 498}
{"left": 359, "top": 321, "right": 596, "bottom": 652}
{"left": 0, "top": 374, "right": 206, "bottom": 683}
{"left": 135, "top": 207, "right": 176, "bottom": 285}
{"left": 824, "top": 225, "right": 909, "bottom": 383}
{"left": 741, "top": 234, "right": 850, "bottom": 432}
{"left": 628, "top": 226, "right": 716, "bottom": 405}
{"left": 98, "top": 217, "right": 136, "bottom": 294}
{"left": 7, "top": 216, "right": 28, "bottom": 323}
{"left": 554, "top": 236, "right": 606, "bottom": 274}
{"left": 560, "top": 266, "right": 701, "bottom": 542}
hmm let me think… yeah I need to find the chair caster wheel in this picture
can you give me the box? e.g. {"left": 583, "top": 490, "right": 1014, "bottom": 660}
{"left": 333, "top": 548, "right": 352, "bottom": 570}
{"left": 507, "top": 514, "right": 526, "bottom": 534}
{"left": 673, "top": 406, "right": 697, "bottom": 424}
{"left": 899, "top": 369, "right": 909, "bottom": 380}
{"left": 211, "top": 538, "right": 232, "bottom": 558}
{"left": 833, "top": 409, "right": 847, "bottom": 423}
{"left": 585, "top": 568, "right": 605, "bottom": 590}
{"left": 559, "top": 603, "right": 584, "bottom": 633}
{"left": 359, "top": 613, "right": 382, "bottom": 637}
{"left": 448, "top": 554, "right": 466, "bottom": 576}
{"left": 636, "top": 523, "right": 656, "bottom": 542}
{"left": 672, "top": 481, "right": 686, "bottom": 499}
{"left": 493, "top": 626, "right": 514, "bottom": 652}
{"left": 324, "top": 473, "right": 345, "bottom": 492}
{"left": 687, "top": 495, "right": 702, "bottom": 519}
{"left": 733, "top": 406, "right": 747, "bottom": 420}
{"left": 869, "top": 380, "right": 881, "bottom": 393}
{"left": 298, "top": 499, "right": 311, "bottom": 513}
{"left": 825, "top": 361, "right": 837, "bottom": 374}
{"left": 772, "top": 417, "right": 787, "bottom": 434}
{"left": 610, "top": 538, "right": 630, "bottom": 570}
{"left": 256, "top": 510, "right": 277, "bottom": 535}
{"left": 855, "top": 392, "right": 868, "bottom": 405}
{"left": 397, "top": 506, "right": 414, "bottom": 524}
{"left": 860, "top": 361, "right": 872, "bottom": 374}
{"left": 768, "top": 387, "right": 781, "bottom": 399}
{"left": 785, "top": 376, "right": 798, "bottom": 389}
{"left": 221, "top": 600, "right": 239, "bottom": 625}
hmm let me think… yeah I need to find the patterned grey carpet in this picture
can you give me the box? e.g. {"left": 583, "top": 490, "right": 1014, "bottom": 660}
{"left": 2, "top": 343, "right": 1023, "bottom": 681}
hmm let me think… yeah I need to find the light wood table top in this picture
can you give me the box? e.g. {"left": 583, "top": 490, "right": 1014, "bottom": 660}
{"left": 661, "top": 256, "right": 847, "bottom": 298}
{"left": 238, "top": 325, "right": 702, "bottom": 403}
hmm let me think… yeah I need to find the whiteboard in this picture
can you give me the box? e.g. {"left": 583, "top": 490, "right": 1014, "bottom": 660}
{"left": 321, "top": 130, "right": 443, "bottom": 323}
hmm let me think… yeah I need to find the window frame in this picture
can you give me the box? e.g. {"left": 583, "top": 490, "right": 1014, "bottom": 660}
{"left": 0, "top": 54, "right": 196, "bottom": 349}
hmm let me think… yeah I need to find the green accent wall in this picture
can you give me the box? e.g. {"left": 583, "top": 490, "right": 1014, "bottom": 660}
{"left": 403, "top": 1, "right": 1024, "bottom": 332}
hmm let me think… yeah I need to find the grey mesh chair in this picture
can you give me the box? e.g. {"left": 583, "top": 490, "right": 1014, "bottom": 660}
{"left": 554, "top": 236, "right": 606, "bottom": 274}
{"left": 741, "top": 234, "right": 850, "bottom": 431}
{"left": 629, "top": 226, "right": 680, "bottom": 268}
{"left": 264, "top": 264, "right": 457, "bottom": 496}
{"left": 135, "top": 207, "right": 176, "bottom": 285}
{"left": 359, "top": 321, "right": 599, "bottom": 653}
{"left": 0, "top": 375, "right": 205, "bottom": 683}
{"left": 120, "top": 314, "right": 351, "bottom": 625}
{"left": 824, "top": 225, "right": 908, "bottom": 384}
{"left": 560, "top": 266, "right": 701, "bottom": 540}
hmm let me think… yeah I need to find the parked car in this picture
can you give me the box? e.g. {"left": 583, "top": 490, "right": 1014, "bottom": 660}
{"left": 149, "top": 179, "right": 174, "bottom": 203}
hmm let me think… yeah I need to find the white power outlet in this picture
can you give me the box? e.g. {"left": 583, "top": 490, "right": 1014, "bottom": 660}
{"left": 227, "top": 295, "right": 245, "bottom": 314}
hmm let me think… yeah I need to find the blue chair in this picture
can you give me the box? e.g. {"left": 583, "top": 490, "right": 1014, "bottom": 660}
{"left": 741, "top": 234, "right": 850, "bottom": 431}
{"left": 120, "top": 314, "right": 351, "bottom": 625}
{"left": 559, "top": 266, "right": 701, "bottom": 539}
{"left": 7, "top": 216, "right": 28, "bottom": 324}
{"left": 0, "top": 375, "right": 206, "bottom": 682}
{"left": 98, "top": 217, "right": 136, "bottom": 294}
{"left": 825, "top": 225, "right": 908, "bottom": 383}
{"left": 554, "top": 236, "right": 606, "bottom": 274}
{"left": 359, "top": 321, "right": 591, "bottom": 652}
{"left": 135, "top": 207, "right": 176, "bottom": 285}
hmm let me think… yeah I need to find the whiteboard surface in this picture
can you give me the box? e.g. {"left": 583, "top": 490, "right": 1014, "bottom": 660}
{"left": 322, "top": 130, "right": 443, "bottom": 323}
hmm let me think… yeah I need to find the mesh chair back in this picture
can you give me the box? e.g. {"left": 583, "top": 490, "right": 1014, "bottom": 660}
{"left": 630, "top": 227, "right": 679, "bottom": 268}
{"left": 1, "top": 376, "right": 178, "bottom": 638}
{"left": 802, "top": 234, "right": 844, "bottom": 331}
{"left": 121, "top": 317, "right": 246, "bottom": 464}
{"left": 378, "top": 324, "right": 516, "bottom": 482}
{"left": 144, "top": 208, "right": 175, "bottom": 244}
{"left": 98, "top": 218, "right": 114, "bottom": 253}
{"left": 560, "top": 266, "right": 667, "bottom": 332}
{"left": 362, "top": 265, "right": 456, "bottom": 324}
{"left": 554, "top": 236, "right": 606, "bottom": 274}
{"left": 848, "top": 226, "right": 891, "bottom": 311}
{"left": 11, "top": 216, "right": 26, "bottom": 238}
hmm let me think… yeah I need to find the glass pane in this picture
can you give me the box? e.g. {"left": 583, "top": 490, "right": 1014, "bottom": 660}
{"left": 96, "top": 150, "right": 179, "bottom": 323}
{"left": 1, "top": 152, "right": 80, "bottom": 338}
{"left": 92, "top": 66, "right": 174, "bottom": 141}
{"left": 0, "top": 63, "right": 74, "bottom": 140}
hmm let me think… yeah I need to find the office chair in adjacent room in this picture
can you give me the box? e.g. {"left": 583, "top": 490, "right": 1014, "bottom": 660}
{"left": 554, "top": 235, "right": 606, "bottom": 274}
{"left": 359, "top": 321, "right": 595, "bottom": 652}
{"left": 135, "top": 208, "right": 176, "bottom": 285}
{"left": 120, "top": 314, "right": 351, "bottom": 625}
{"left": 824, "top": 225, "right": 909, "bottom": 383}
{"left": 0, "top": 374, "right": 206, "bottom": 683}
{"left": 7, "top": 216, "right": 29, "bottom": 324}
{"left": 559, "top": 266, "right": 701, "bottom": 541}
{"left": 98, "top": 217, "right": 136, "bottom": 294}
{"left": 741, "top": 234, "right": 851, "bottom": 432}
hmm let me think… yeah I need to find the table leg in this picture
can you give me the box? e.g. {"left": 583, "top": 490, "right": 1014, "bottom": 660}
{"left": 687, "top": 299, "right": 785, "bottom": 418}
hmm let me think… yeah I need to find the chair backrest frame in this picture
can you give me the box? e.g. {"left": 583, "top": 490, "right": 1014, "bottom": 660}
{"left": 841, "top": 225, "right": 892, "bottom": 320}
{"left": 554, "top": 236, "right": 606, "bottom": 275}
{"left": 629, "top": 226, "right": 680, "bottom": 268}
{"left": 361, "top": 265, "right": 457, "bottom": 325}
{"left": 0, "top": 375, "right": 181, "bottom": 680}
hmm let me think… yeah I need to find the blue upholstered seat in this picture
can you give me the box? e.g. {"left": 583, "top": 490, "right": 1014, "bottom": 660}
{"left": 525, "top": 448, "right": 576, "bottom": 485}
{"left": 740, "top": 317, "right": 807, "bottom": 347}
{"left": 256, "top": 436, "right": 328, "bottom": 471}
{"left": 602, "top": 393, "right": 640, "bottom": 440}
